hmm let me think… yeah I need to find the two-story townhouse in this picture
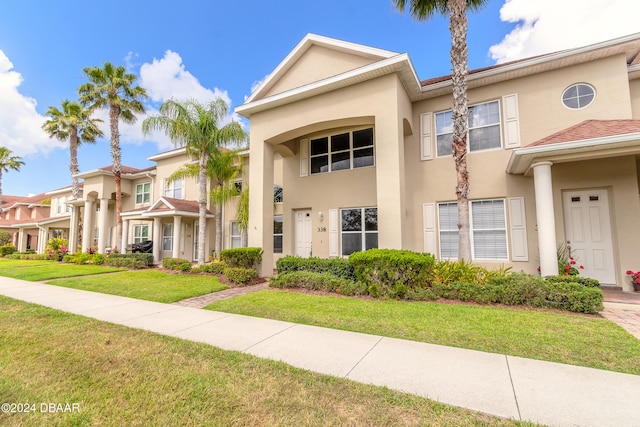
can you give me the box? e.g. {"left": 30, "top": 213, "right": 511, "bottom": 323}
{"left": 238, "top": 33, "right": 640, "bottom": 291}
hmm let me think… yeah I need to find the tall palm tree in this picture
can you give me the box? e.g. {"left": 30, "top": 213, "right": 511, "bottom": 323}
{"left": 393, "top": 0, "right": 488, "bottom": 260}
{"left": 78, "top": 62, "right": 147, "bottom": 251}
{"left": 0, "top": 147, "right": 25, "bottom": 209}
{"left": 142, "top": 99, "right": 246, "bottom": 265}
{"left": 42, "top": 100, "right": 104, "bottom": 199}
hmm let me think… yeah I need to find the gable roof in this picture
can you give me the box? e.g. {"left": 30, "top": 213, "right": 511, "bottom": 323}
{"left": 527, "top": 120, "right": 640, "bottom": 147}
{"left": 128, "top": 197, "right": 214, "bottom": 219}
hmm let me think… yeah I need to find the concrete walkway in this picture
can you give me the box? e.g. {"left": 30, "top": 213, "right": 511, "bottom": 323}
{"left": 1, "top": 278, "right": 639, "bottom": 427}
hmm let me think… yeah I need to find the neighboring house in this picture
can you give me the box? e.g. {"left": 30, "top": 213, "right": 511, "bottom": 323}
{"left": 237, "top": 33, "right": 640, "bottom": 291}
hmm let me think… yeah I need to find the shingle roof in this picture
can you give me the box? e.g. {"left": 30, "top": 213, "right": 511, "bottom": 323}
{"left": 149, "top": 197, "right": 213, "bottom": 215}
{"left": 98, "top": 165, "right": 156, "bottom": 174}
{"left": 527, "top": 120, "right": 640, "bottom": 147}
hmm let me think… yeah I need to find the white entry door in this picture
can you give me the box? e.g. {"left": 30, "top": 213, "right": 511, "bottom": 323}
{"left": 295, "top": 210, "right": 312, "bottom": 257}
{"left": 562, "top": 189, "right": 615, "bottom": 284}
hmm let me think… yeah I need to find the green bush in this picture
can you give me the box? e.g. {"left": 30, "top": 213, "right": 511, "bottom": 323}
{"left": 62, "top": 255, "right": 76, "bottom": 263}
{"left": 192, "top": 262, "right": 226, "bottom": 274}
{"left": 92, "top": 253, "right": 106, "bottom": 265}
{"left": 269, "top": 271, "right": 366, "bottom": 296}
{"left": 349, "top": 249, "right": 435, "bottom": 299}
{"left": 0, "top": 230, "right": 11, "bottom": 246}
{"left": 104, "top": 257, "right": 146, "bottom": 269}
{"left": 5, "top": 253, "right": 48, "bottom": 260}
{"left": 276, "top": 256, "right": 355, "bottom": 280}
{"left": 223, "top": 267, "right": 258, "bottom": 285}
{"left": 109, "top": 253, "right": 154, "bottom": 267}
{"left": 220, "top": 247, "right": 263, "bottom": 269}
{"left": 162, "top": 257, "right": 192, "bottom": 272}
{"left": 0, "top": 244, "right": 16, "bottom": 257}
{"left": 544, "top": 275, "right": 600, "bottom": 288}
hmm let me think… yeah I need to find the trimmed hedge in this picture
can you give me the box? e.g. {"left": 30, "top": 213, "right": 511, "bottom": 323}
{"left": 191, "top": 262, "right": 226, "bottom": 274}
{"left": 223, "top": 267, "right": 258, "bottom": 285}
{"left": 109, "top": 253, "right": 154, "bottom": 267}
{"left": 276, "top": 256, "right": 355, "bottom": 280}
{"left": 220, "top": 247, "right": 263, "bottom": 269}
{"left": 0, "top": 244, "right": 16, "bottom": 257}
{"left": 162, "top": 257, "right": 192, "bottom": 272}
{"left": 349, "top": 249, "right": 435, "bottom": 298}
{"left": 103, "top": 257, "right": 146, "bottom": 269}
{"left": 5, "top": 253, "right": 48, "bottom": 260}
{"left": 269, "top": 271, "right": 367, "bottom": 296}
{"left": 543, "top": 275, "right": 600, "bottom": 288}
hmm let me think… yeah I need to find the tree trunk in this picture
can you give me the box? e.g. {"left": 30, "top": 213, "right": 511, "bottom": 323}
{"left": 449, "top": 0, "right": 472, "bottom": 261}
{"left": 110, "top": 104, "right": 123, "bottom": 252}
{"left": 215, "top": 200, "right": 222, "bottom": 260}
{"left": 69, "top": 128, "right": 80, "bottom": 199}
{"left": 197, "top": 151, "right": 208, "bottom": 265}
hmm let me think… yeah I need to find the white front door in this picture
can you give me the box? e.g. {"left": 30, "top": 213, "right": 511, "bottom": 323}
{"left": 295, "top": 210, "right": 312, "bottom": 257}
{"left": 563, "top": 189, "right": 616, "bottom": 284}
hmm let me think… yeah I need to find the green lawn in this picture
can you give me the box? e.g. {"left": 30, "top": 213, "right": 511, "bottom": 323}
{"left": 0, "top": 259, "right": 122, "bottom": 281}
{"left": 0, "top": 297, "right": 533, "bottom": 427}
{"left": 44, "top": 269, "right": 228, "bottom": 303}
{"left": 205, "top": 289, "right": 640, "bottom": 376}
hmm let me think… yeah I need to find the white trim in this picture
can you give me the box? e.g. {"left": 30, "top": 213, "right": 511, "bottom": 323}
{"left": 329, "top": 209, "right": 339, "bottom": 257}
{"left": 508, "top": 197, "right": 528, "bottom": 261}
{"left": 422, "top": 203, "right": 436, "bottom": 254}
{"left": 420, "top": 112, "right": 433, "bottom": 161}
{"left": 502, "top": 94, "right": 520, "bottom": 148}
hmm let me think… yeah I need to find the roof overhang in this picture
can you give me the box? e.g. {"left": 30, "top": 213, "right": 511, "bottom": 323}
{"left": 506, "top": 132, "right": 640, "bottom": 175}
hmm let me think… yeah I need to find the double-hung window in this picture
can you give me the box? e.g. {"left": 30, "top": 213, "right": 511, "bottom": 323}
{"left": 340, "top": 207, "right": 377, "bottom": 256}
{"left": 438, "top": 199, "right": 507, "bottom": 260}
{"left": 164, "top": 178, "right": 184, "bottom": 199}
{"left": 133, "top": 225, "right": 149, "bottom": 244}
{"left": 162, "top": 223, "right": 173, "bottom": 251}
{"left": 435, "top": 100, "right": 501, "bottom": 156}
{"left": 273, "top": 215, "right": 283, "bottom": 253}
{"left": 310, "top": 128, "right": 374, "bottom": 174}
{"left": 136, "top": 183, "right": 151, "bottom": 204}
{"left": 230, "top": 222, "right": 242, "bottom": 249}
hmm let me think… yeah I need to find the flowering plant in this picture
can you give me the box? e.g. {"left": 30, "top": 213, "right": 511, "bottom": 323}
{"left": 626, "top": 270, "right": 640, "bottom": 285}
{"left": 559, "top": 256, "right": 584, "bottom": 276}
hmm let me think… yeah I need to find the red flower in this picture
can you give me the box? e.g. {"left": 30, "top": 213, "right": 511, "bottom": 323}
{"left": 580, "top": 266, "right": 584, "bottom": 269}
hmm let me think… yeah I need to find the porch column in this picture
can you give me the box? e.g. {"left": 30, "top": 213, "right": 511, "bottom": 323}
{"left": 121, "top": 218, "right": 129, "bottom": 253}
{"left": 68, "top": 205, "right": 80, "bottom": 253}
{"left": 249, "top": 139, "right": 274, "bottom": 277}
{"left": 532, "top": 161, "right": 557, "bottom": 277}
{"left": 37, "top": 227, "right": 48, "bottom": 254}
{"left": 172, "top": 215, "right": 181, "bottom": 259}
{"left": 17, "top": 229, "right": 25, "bottom": 252}
{"left": 97, "top": 198, "right": 109, "bottom": 253}
{"left": 153, "top": 217, "right": 162, "bottom": 263}
{"left": 81, "top": 199, "right": 95, "bottom": 253}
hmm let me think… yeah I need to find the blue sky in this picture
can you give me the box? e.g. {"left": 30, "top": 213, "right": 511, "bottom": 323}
{"left": 0, "top": 0, "right": 637, "bottom": 196}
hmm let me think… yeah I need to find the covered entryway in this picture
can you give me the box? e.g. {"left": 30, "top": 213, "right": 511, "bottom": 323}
{"left": 563, "top": 189, "right": 616, "bottom": 284}
{"left": 294, "top": 209, "right": 312, "bottom": 257}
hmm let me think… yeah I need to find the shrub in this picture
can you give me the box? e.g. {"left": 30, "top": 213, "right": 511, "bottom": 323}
{"left": 92, "top": 253, "right": 106, "bottom": 265}
{"left": 104, "top": 257, "right": 146, "bottom": 269}
{"left": 0, "top": 230, "right": 11, "bottom": 246}
{"left": 0, "top": 244, "right": 16, "bottom": 257}
{"left": 349, "top": 249, "right": 435, "bottom": 299}
{"left": 430, "top": 259, "right": 493, "bottom": 286}
{"left": 220, "top": 247, "right": 263, "bottom": 269}
{"left": 276, "top": 256, "right": 355, "bottom": 280}
{"left": 162, "top": 257, "right": 192, "bottom": 272}
{"left": 75, "top": 252, "right": 90, "bottom": 265}
{"left": 62, "top": 255, "right": 76, "bottom": 263}
{"left": 5, "top": 252, "right": 48, "bottom": 260}
{"left": 269, "top": 271, "right": 365, "bottom": 295}
{"left": 109, "top": 253, "right": 154, "bottom": 267}
{"left": 192, "top": 262, "right": 226, "bottom": 274}
{"left": 544, "top": 275, "right": 600, "bottom": 288}
{"left": 223, "top": 267, "right": 258, "bottom": 285}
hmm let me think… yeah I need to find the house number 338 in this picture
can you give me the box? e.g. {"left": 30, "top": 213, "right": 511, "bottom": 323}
{"left": 317, "top": 227, "right": 327, "bottom": 232}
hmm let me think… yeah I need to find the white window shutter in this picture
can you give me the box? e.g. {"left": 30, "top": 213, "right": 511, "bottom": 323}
{"left": 300, "top": 139, "right": 309, "bottom": 177}
{"left": 329, "top": 209, "right": 339, "bottom": 257}
{"left": 508, "top": 197, "right": 528, "bottom": 261}
{"left": 420, "top": 113, "right": 433, "bottom": 160}
{"left": 422, "top": 203, "right": 436, "bottom": 255}
{"left": 502, "top": 94, "right": 520, "bottom": 148}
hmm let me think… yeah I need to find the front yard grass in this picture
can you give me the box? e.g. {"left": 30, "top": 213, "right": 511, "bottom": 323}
{"left": 0, "top": 259, "right": 122, "bottom": 281}
{"left": 0, "top": 297, "right": 531, "bottom": 427}
{"left": 205, "top": 290, "right": 640, "bottom": 376}
{"left": 44, "top": 270, "right": 228, "bottom": 303}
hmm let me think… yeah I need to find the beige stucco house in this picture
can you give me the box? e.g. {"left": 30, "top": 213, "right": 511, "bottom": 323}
{"left": 238, "top": 33, "right": 640, "bottom": 291}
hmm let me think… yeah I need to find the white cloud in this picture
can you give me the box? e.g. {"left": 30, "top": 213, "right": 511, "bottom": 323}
{"left": 0, "top": 50, "right": 63, "bottom": 156}
{"left": 136, "top": 50, "right": 245, "bottom": 149}
{"left": 490, "top": 0, "right": 639, "bottom": 63}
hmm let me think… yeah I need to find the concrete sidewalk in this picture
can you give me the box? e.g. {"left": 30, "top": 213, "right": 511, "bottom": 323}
{"left": 1, "top": 278, "right": 639, "bottom": 427}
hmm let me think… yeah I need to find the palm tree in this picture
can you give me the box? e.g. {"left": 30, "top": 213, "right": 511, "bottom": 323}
{"left": 393, "top": 0, "right": 488, "bottom": 260}
{"left": 0, "top": 147, "right": 25, "bottom": 209}
{"left": 142, "top": 99, "right": 246, "bottom": 265}
{"left": 78, "top": 62, "right": 147, "bottom": 251}
{"left": 42, "top": 100, "right": 104, "bottom": 199}
{"left": 236, "top": 186, "right": 249, "bottom": 247}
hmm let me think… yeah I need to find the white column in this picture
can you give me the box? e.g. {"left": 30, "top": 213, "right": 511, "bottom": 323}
{"left": 248, "top": 140, "right": 274, "bottom": 277}
{"left": 17, "top": 229, "right": 25, "bottom": 252}
{"left": 532, "top": 161, "right": 557, "bottom": 277}
{"left": 81, "top": 199, "right": 95, "bottom": 253}
{"left": 172, "top": 215, "right": 181, "bottom": 259}
{"left": 97, "top": 198, "right": 109, "bottom": 253}
{"left": 68, "top": 205, "right": 80, "bottom": 254}
{"left": 37, "top": 227, "right": 48, "bottom": 253}
{"left": 121, "top": 218, "right": 129, "bottom": 253}
{"left": 153, "top": 217, "right": 162, "bottom": 263}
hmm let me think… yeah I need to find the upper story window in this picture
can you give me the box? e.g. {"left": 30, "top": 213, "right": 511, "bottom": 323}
{"left": 561, "top": 83, "right": 595, "bottom": 109}
{"left": 274, "top": 185, "right": 283, "bottom": 203}
{"left": 56, "top": 196, "right": 70, "bottom": 214}
{"left": 164, "top": 178, "right": 184, "bottom": 199}
{"left": 436, "top": 100, "right": 501, "bottom": 157}
{"left": 233, "top": 180, "right": 243, "bottom": 195}
{"left": 310, "top": 127, "right": 374, "bottom": 174}
{"left": 136, "top": 182, "right": 151, "bottom": 204}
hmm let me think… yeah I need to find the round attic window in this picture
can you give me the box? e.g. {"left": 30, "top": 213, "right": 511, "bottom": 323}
{"left": 561, "top": 83, "right": 595, "bottom": 109}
